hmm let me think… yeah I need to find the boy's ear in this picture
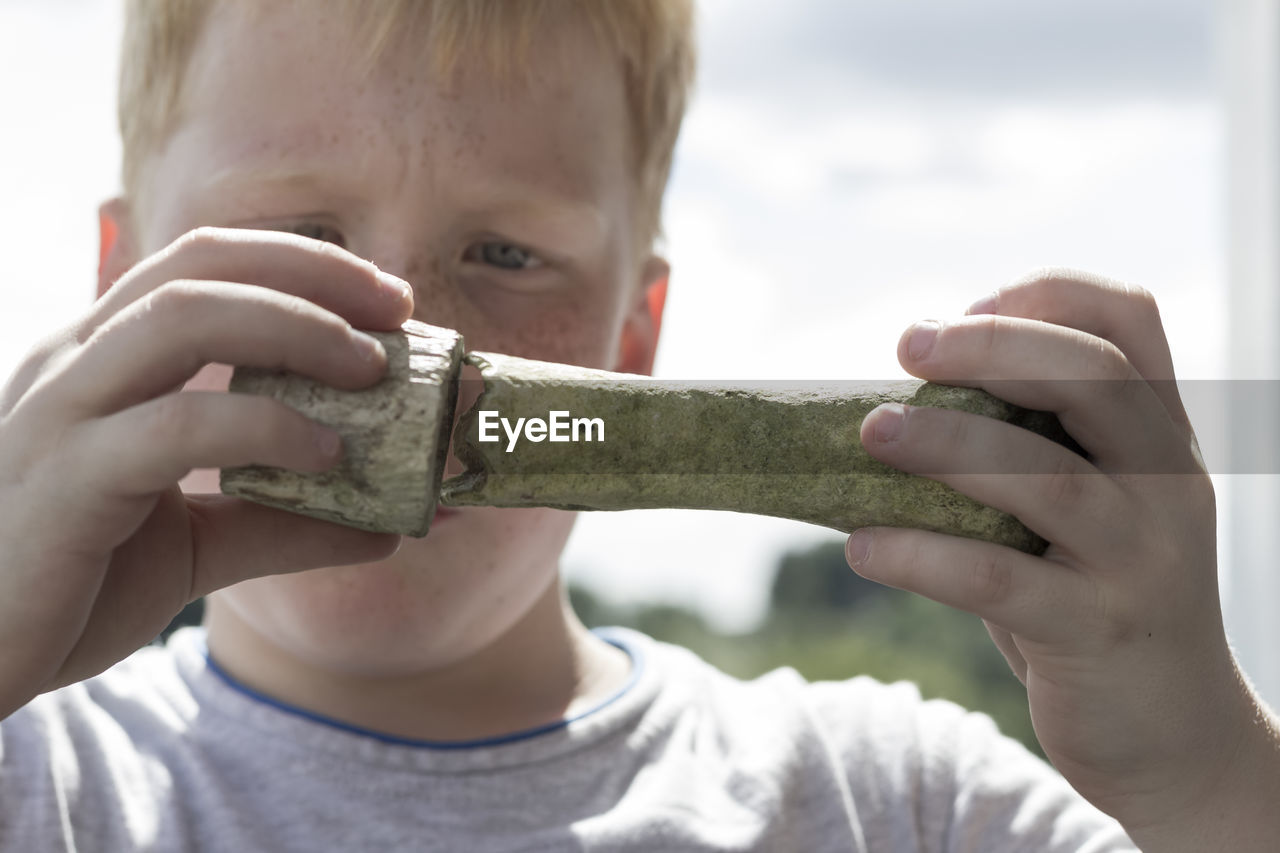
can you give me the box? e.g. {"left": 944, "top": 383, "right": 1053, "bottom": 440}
{"left": 613, "top": 256, "right": 669, "bottom": 376}
{"left": 97, "top": 198, "right": 138, "bottom": 298}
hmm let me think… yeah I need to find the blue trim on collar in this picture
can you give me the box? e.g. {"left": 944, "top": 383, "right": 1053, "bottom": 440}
{"left": 201, "top": 628, "right": 644, "bottom": 750}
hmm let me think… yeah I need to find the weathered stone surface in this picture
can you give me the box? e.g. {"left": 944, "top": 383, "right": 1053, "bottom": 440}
{"left": 442, "top": 351, "right": 1074, "bottom": 554}
{"left": 220, "top": 320, "right": 463, "bottom": 537}
{"left": 221, "top": 330, "right": 1075, "bottom": 554}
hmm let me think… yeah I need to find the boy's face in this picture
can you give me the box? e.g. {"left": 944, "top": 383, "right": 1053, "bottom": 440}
{"left": 120, "top": 3, "right": 663, "bottom": 673}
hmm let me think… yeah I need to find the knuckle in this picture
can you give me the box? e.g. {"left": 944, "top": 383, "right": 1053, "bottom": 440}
{"left": 1011, "top": 266, "right": 1095, "bottom": 292}
{"left": 939, "top": 412, "right": 972, "bottom": 473}
{"left": 1084, "top": 338, "right": 1134, "bottom": 388}
{"left": 247, "top": 284, "right": 336, "bottom": 327}
{"left": 1124, "top": 282, "right": 1156, "bottom": 307}
{"left": 967, "top": 555, "right": 1014, "bottom": 607}
{"left": 977, "top": 314, "right": 1004, "bottom": 361}
{"left": 145, "top": 394, "right": 195, "bottom": 445}
{"left": 1014, "top": 266, "right": 1071, "bottom": 289}
{"left": 1043, "top": 453, "right": 1087, "bottom": 511}
{"left": 173, "top": 226, "right": 228, "bottom": 258}
{"left": 314, "top": 302, "right": 353, "bottom": 335}
{"left": 258, "top": 225, "right": 356, "bottom": 266}
{"left": 1092, "top": 586, "right": 1141, "bottom": 647}
{"left": 891, "top": 535, "right": 926, "bottom": 588}
{"left": 250, "top": 398, "right": 297, "bottom": 442}
{"left": 0, "top": 335, "right": 71, "bottom": 414}
{"left": 177, "top": 225, "right": 355, "bottom": 266}
{"left": 297, "top": 233, "right": 348, "bottom": 262}
{"left": 292, "top": 307, "right": 355, "bottom": 353}
{"left": 144, "top": 279, "right": 208, "bottom": 319}
{"left": 1011, "top": 266, "right": 1117, "bottom": 299}
{"left": 240, "top": 397, "right": 305, "bottom": 454}
{"left": 1124, "top": 283, "right": 1162, "bottom": 323}
{"left": 269, "top": 288, "right": 318, "bottom": 319}
{"left": 82, "top": 305, "right": 140, "bottom": 352}
{"left": 1081, "top": 580, "right": 1115, "bottom": 631}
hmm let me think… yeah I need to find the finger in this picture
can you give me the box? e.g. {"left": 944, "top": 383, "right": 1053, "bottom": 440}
{"left": 9, "top": 230, "right": 410, "bottom": 420}
{"left": 184, "top": 495, "right": 401, "bottom": 597}
{"left": 966, "top": 269, "right": 1188, "bottom": 428}
{"left": 860, "top": 403, "right": 1132, "bottom": 560}
{"left": 0, "top": 328, "right": 77, "bottom": 416}
{"left": 896, "top": 315, "right": 1192, "bottom": 472}
{"left": 83, "top": 227, "right": 413, "bottom": 336}
{"left": 83, "top": 391, "right": 344, "bottom": 498}
{"left": 983, "top": 620, "right": 1029, "bottom": 685}
{"left": 55, "top": 280, "right": 388, "bottom": 416}
{"left": 845, "top": 526, "right": 1094, "bottom": 645}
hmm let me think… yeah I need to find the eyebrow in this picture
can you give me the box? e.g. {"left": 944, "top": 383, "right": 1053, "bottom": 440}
{"left": 463, "top": 180, "right": 609, "bottom": 243}
{"left": 197, "top": 163, "right": 330, "bottom": 195}
{"left": 197, "top": 165, "right": 608, "bottom": 242}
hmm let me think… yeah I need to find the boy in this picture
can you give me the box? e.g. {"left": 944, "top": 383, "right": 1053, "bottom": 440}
{"left": 0, "top": 0, "right": 1275, "bottom": 850}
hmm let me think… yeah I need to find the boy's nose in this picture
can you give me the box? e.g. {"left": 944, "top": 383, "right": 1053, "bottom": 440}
{"left": 391, "top": 250, "right": 441, "bottom": 288}
{"left": 368, "top": 246, "right": 436, "bottom": 295}
{"left": 368, "top": 249, "right": 459, "bottom": 330}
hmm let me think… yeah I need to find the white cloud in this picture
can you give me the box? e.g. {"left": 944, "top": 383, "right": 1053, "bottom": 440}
{"left": 679, "top": 97, "right": 940, "bottom": 203}
{"left": 696, "top": 0, "right": 1211, "bottom": 101}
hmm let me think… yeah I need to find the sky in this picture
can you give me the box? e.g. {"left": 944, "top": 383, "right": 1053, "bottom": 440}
{"left": 0, "top": 0, "right": 1227, "bottom": 632}
{"left": 578, "top": 0, "right": 1226, "bottom": 629}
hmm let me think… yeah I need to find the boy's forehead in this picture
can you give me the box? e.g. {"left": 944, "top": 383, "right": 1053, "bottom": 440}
{"left": 157, "top": 1, "right": 632, "bottom": 224}
{"left": 185, "top": 2, "right": 617, "bottom": 132}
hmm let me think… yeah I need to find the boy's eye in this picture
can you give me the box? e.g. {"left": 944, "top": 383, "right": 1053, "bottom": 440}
{"left": 463, "top": 241, "right": 544, "bottom": 271}
{"left": 278, "top": 222, "right": 346, "bottom": 248}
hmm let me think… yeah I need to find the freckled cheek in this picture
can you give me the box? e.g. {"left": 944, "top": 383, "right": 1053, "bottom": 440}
{"left": 412, "top": 278, "right": 622, "bottom": 369}
{"left": 486, "top": 300, "right": 619, "bottom": 368}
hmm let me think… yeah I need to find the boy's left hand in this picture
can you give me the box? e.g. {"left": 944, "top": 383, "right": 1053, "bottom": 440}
{"left": 847, "top": 269, "right": 1280, "bottom": 851}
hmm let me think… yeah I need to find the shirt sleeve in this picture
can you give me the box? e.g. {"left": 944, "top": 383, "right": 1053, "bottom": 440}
{"left": 804, "top": 677, "right": 1139, "bottom": 853}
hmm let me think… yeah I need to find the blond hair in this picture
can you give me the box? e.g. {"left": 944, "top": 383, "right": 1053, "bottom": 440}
{"left": 118, "top": 0, "right": 696, "bottom": 250}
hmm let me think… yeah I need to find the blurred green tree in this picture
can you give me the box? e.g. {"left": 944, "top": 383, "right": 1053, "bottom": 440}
{"left": 769, "top": 541, "right": 887, "bottom": 613}
{"left": 571, "top": 538, "right": 1040, "bottom": 756}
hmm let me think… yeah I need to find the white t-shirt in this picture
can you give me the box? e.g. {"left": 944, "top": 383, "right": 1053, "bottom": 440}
{"left": 0, "top": 627, "right": 1135, "bottom": 851}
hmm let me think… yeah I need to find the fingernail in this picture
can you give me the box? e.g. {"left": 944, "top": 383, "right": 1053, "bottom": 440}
{"left": 907, "top": 321, "right": 939, "bottom": 361}
{"left": 352, "top": 331, "right": 386, "bottom": 363}
{"left": 966, "top": 291, "right": 999, "bottom": 315}
{"left": 846, "top": 531, "right": 872, "bottom": 568}
{"left": 313, "top": 424, "right": 342, "bottom": 459}
{"left": 870, "top": 403, "right": 907, "bottom": 443}
{"left": 378, "top": 271, "right": 413, "bottom": 301}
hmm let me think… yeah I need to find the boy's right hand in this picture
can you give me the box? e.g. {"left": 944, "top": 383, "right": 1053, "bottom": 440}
{"left": 0, "top": 227, "right": 414, "bottom": 718}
